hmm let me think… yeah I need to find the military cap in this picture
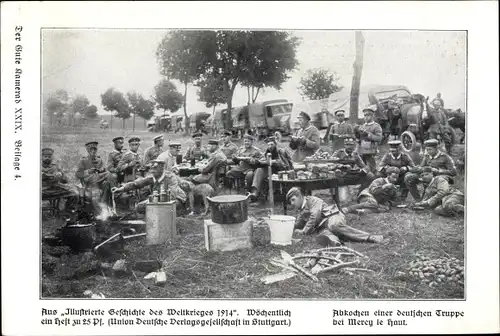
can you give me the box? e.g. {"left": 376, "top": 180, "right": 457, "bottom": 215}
{"left": 388, "top": 140, "right": 402, "bottom": 147}
{"left": 334, "top": 110, "right": 346, "bottom": 116}
{"left": 153, "top": 135, "right": 164, "bottom": 142}
{"left": 41, "top": 148, "right": 54, "bottom": 155}
{"left": 243, "top": 134, "right": 255, "bottom": 141}
{"left": 286, "top": 187, "right": 303, "bottom": 202}
{"left": 112, "top": 136, "right": 124, "bottom": 143}
{"left": 362, "top": 105, "right": 377, "bottom": 113}
{"left": 298, "top": 111, "right": 311, "bottom": 121}
{"left": 385, "top": 167, "right": 401, "bottom": 175}
{"left": 168, "top": 142, "right": 182, "bottom": 148}
{"left": 222, "top": 130, "right": 233, "bottom": 136}
{"left": 192, "top": 132, "right": 203, "bottom": 139}
{"left": 424, "top": 139, "right": 439, "bottom": 147}
{"left": 265, "top": 136, "right": 277, "bottom": 143}
{"left": 85, "top": 141, "right": 98, "bottom": 148}
{"left": 128, "top": 136, "right": 141, "bottom": 143}
{"left": 208, "top": 139, "right": 219, "bottom": 145}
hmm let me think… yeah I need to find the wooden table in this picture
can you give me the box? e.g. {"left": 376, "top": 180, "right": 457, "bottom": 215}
{"left": 272, "top": 177, "right": 340, "bottom": 215}
{"left": 177, "top": 165, "right": 200, "bottom": 177}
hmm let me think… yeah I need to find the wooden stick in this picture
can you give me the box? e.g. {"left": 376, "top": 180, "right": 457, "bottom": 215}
{"left": 293, "top": 254, "right": 342, "bottom": 264}
{"left": 267, "top": 153, "right": 274, "bottom": 215}
{"left": 269, "top": 259, "right": 298, "bottom": 274}
{"left": 310, "top": 246, "right": 367, "bottom": 258}
{"left": 317, "top": 260, "right": 360, "bottom": 274}
{"left": 341, "top": 268, "right": 375, "bottom": 273}
{"left": 288, "top": 262, "right": 319, "bottom": 282}
{"left": 93, "top": 233, "right": 121, "bottom": 252}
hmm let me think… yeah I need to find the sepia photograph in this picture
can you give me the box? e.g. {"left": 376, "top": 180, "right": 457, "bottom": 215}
{"left": 40, "top": 29, "right": 466, "bottom": 300}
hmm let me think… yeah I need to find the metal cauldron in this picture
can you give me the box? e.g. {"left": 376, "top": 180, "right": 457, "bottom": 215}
{"left": 61, "top": 222, "right": 96, "bottom": 252}
{"left": 207, "top": 195, "right": 249, "bottom": 224}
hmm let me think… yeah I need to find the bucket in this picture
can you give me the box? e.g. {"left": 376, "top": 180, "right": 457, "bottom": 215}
{"left": 266, "top": 215, "right": 296, "bottom": 246}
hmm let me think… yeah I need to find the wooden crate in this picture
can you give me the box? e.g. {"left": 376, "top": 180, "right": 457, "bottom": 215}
{"left": 204, "top": 218, "right": 254, "bottom": 252}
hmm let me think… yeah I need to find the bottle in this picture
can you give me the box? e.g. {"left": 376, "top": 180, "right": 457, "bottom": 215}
{"left": 152, "top": 191, "right": 159, "bottom": 203}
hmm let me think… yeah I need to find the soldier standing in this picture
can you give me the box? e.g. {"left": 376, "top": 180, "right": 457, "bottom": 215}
{"left": 329, "top": 110, "right": 353, "bottom": 152}
{"left": 117, "top": 136, "right": 143, "bottom": 183}
{"left": 355, "top": 105, "right": 383, "bottom": 174}
{"left": 289, "top": 111, "right": 320, "bottom": 162}
{"left": 377, "top": 140, "right": 415, "bottom": 199}
{"left": 143, "top": 135, "right": 164, "bottom": 167}
{"left": 185, "top": 132, "right": 209, "bottom": 162}
{"left": 106, "top": 136, "right": 125, "bottom": 182}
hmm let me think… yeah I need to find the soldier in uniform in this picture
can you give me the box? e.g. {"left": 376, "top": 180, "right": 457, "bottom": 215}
{"left": 248, "top": 136, "right": 293, "bottom": 202}
{"left": 191, "top": 139, "right": 227, "bottom": 185}
{"left": 377, "top": 140, "right": 415, "bottom": 199}
{"left": 331, "top": 136, "right": 375, "bottom": 195}
{"left": 354, "top": 105, "right": 383, "bottom": 174}
{"left": 143, "top": 135, "right": 164, "bottom": 167}
{"left": 41, "top": 148, "right": 77, "bottom": 202}
{"left": 413, "top": 167, "right": 464, "bottom": 217}
{"left": 343, "top": 167, "right": 401, "bottom": 214}
{"left": 157, "top": 142, "right": 181, "bottom": 171}
{"left": 185, "top": 132, "right": 209, "bottom": 162}
{"left": 289, "top": 111, "right": 320, "bottom": 162}
{"left": 75, "top": 141, "right": 113, "bottom": 204}
{"left": 117, "top": 136, "right": 144, "bottom": 183}
{"left": 287, "top": 187, "right": 384, "bottom": 247}
{"left": 404, "top": 139, "right": 457, "bottom": 201}
{"left": 219, "top": 130, "right": 238, "bottom": 159}
{"left": 227, "top": 134, "right": 263, "bottom": 191}
{"left": 106, "top": 136, "right": 125, "bottom": 183}
{"left": 329, "top": 110, "right": 353, "bottom": 152}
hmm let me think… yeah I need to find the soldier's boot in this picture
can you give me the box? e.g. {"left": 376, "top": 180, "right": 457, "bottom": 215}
{"left": 248, "top": 187, "right": 259, "bottom": 203}
{"left": 316, "top": 231, "right": 342, "bottom": 247}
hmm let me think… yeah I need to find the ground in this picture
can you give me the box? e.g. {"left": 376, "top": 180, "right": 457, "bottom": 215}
{"left": 41, "top": 125, "right": 465, "bottom": 299}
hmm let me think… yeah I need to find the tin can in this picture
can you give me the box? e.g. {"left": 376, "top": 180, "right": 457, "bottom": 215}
{"left": 160, "top": 193, "right": 167, "bottom": 202}
{"left": 282, "top": 173, "right": 288, "bottom": 181}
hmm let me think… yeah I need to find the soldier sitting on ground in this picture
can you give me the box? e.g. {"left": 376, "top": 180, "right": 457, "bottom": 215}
{"left": 342, "top": 167, "right": 401, "bottom": 215}
{"left": 287, "top": 187, "right": 384, "bottom": 247}
{"left": 377, "top": 140, "right": 415, "bottom": 200}
{"left": 413, "top": 167, "right": 464, "bottom": 217}
{"left": 41, "top": 148, "right": 78, "bottom": 208}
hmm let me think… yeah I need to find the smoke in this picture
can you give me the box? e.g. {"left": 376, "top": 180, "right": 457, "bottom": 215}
{"left": 96, "top": 202, "right": 115, "bottom": 221}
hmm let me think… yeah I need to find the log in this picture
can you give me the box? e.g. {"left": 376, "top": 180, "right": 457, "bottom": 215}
{"left": 317, "top": 260, "right": 360, "bottom": 274}
{"left": 261, "top": 271, "right": 296, "bottom": 285}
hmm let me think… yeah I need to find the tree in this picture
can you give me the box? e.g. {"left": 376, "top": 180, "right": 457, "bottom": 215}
{"left": 350, "top": 31, "right": 365, "bottom": 123}
{"left": 196, "top": 76, "right": 226, "bottom": 114}
{"left": 101, "top": 88, "right": 130, "bottom": 130}
{"left": 69, "top": 94, "right": 90, "bottom": 126}
{"left": 44, "top": 89, "right": 69, "bottom": 124}
{"left": 85, "top": 105, "right": 98, "bottom": 119}
{"left": 153, "top": 79, "right": 183, "bottom": 113}
{"left": 299, "top": 68, "right": 343, "bottom": 101}
{"left": 127, "top": 91, "right": 155, "bottom": 131}
{"left": 156, "top": 31, "right": 210, "bottom": 133}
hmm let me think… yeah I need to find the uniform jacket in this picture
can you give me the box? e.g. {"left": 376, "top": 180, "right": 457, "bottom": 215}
{"left": 330, "top": 121, "right": 354, "bottom": 137}
{"left": 117, "top": 150, "right": 143, "bottom": 181}
{"left": 290, "top": 124, "right": 320, "bottom": 162}
{"left": 143, "top": 146, "right": 163, "bottom": 166}
{"left": 356, "top": 122, "right": 383, "bottom": 155}
{"left": 220, "top": 141, "right": 238, "bottom": 158}
{"left": 42, "top": 162, "right": 68, "bottom": 189}
{"left": 332, "top": 148, "right": 367, "bottom": 170}
{"left": 185, "top": 145, "right": 209, "bottom": 162}
{"left": 233, "top": 145, "right": 263, "bottom": 171}
{"left": 121, "top": 172, "right": 188, "bottom": 203}
{"left": 106, "top": 149, "right": 124, "bottom": 173}
{"left": 193, "top": 149, "right": 227, "bottom": 185}
{"left": 75, "top": 155, "right": 108, "bottom": 185}
{"left": 294, "top": 196, "right": 340, "bottom": 235}
{"left": 263, "top": 147, "right": 293, "bottom": 173}
{"left": 378, "top": 152, "right": 415, "bottom": 173}
{"left": 420, "top": 151, "right": 457, "bottom": 177}
{"left": 422, "top": 175, "right": 463, "bottom": 208}
{"left": 359, "top": 177, "right": 398, "bottom": 205}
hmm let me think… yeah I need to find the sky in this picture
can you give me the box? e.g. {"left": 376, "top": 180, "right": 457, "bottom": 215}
{"left": 42, "top": 30, "right": 466, "bottom": 115}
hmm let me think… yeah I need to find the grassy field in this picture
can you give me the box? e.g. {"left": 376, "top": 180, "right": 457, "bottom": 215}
{"left": 41, "top": 125, "right": 465, "bottom": 299}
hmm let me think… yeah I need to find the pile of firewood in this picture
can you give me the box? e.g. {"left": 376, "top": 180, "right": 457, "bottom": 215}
{"left": 262, "top": 247, "right": 373, "bottom": 284}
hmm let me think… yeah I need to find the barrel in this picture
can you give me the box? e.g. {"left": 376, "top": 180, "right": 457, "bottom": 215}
{"left": 145, "top": 201, "right": 177, "bottom": 245}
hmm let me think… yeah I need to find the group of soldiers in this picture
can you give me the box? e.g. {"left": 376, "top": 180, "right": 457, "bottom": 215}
{"left": 42, "top": 103, "right": 464, "bottom": 248}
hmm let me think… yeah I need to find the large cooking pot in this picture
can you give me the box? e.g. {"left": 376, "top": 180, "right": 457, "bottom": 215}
{"left": 61, "top": 222, "right": 96, "bottom": 252}
{"left": 207, "top": 195, "right": 249, "bottom": 224}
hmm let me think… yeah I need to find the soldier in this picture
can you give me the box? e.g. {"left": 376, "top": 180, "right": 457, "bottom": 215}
{"left": 191, "top": 139, "right": 227, "bottom": 185}
{"left": 329, "top": 110, "right": 353, "bottom": 151}
{"left": 355, "top": 105, "right": 383, "bottom": 174}
{"left": 106, "top": 136, "right": 125, "bottom": 182}
{"left": 75, "top": 141, "right": 113, "bottom": 204}
{"left": 377, "top": 140, "right": 415, "bottom": 199}
{"left": 289, "top": 111, "right": 320, "bottom": 162}
{"left": 41, "top": 148, "right": 76, "bottom": 201}
{"left": 331, "top": 136, "right": 375, "bottom": 195}
{"left": 117, "top": 136, "right": 144, "bottom": 183}
{"left": 227, "top": 134, "right": 263, "bottom": 191}
{"left": 343, "top": 167, "right": 401, "bottom": 214}
{"left": 157, "top": 142, "right": 181, "bottom": 171}
{"left": 404, "top": 139, "right": 457, "bottom": 201}
{"left": 248, "top": 136, "right": 293, "bottom": 202}
{"left": 413, "top": 168, "right": 464, "bottom": 217}
{"left": 287, "top": 187, "right": 384, "bottom": 247}
{"left": 143, "top": 135, "right": 164, "bottom": 167}
{"left": 185, "top": 132, "right": 209, "bottom": 162}
{"left": 219, "top": 130, "right": 238, "bottom": 159}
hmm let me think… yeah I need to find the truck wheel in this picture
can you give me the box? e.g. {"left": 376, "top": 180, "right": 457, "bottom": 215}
{"left": 401, "top": 131, "right": 417, "bottom": 152}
